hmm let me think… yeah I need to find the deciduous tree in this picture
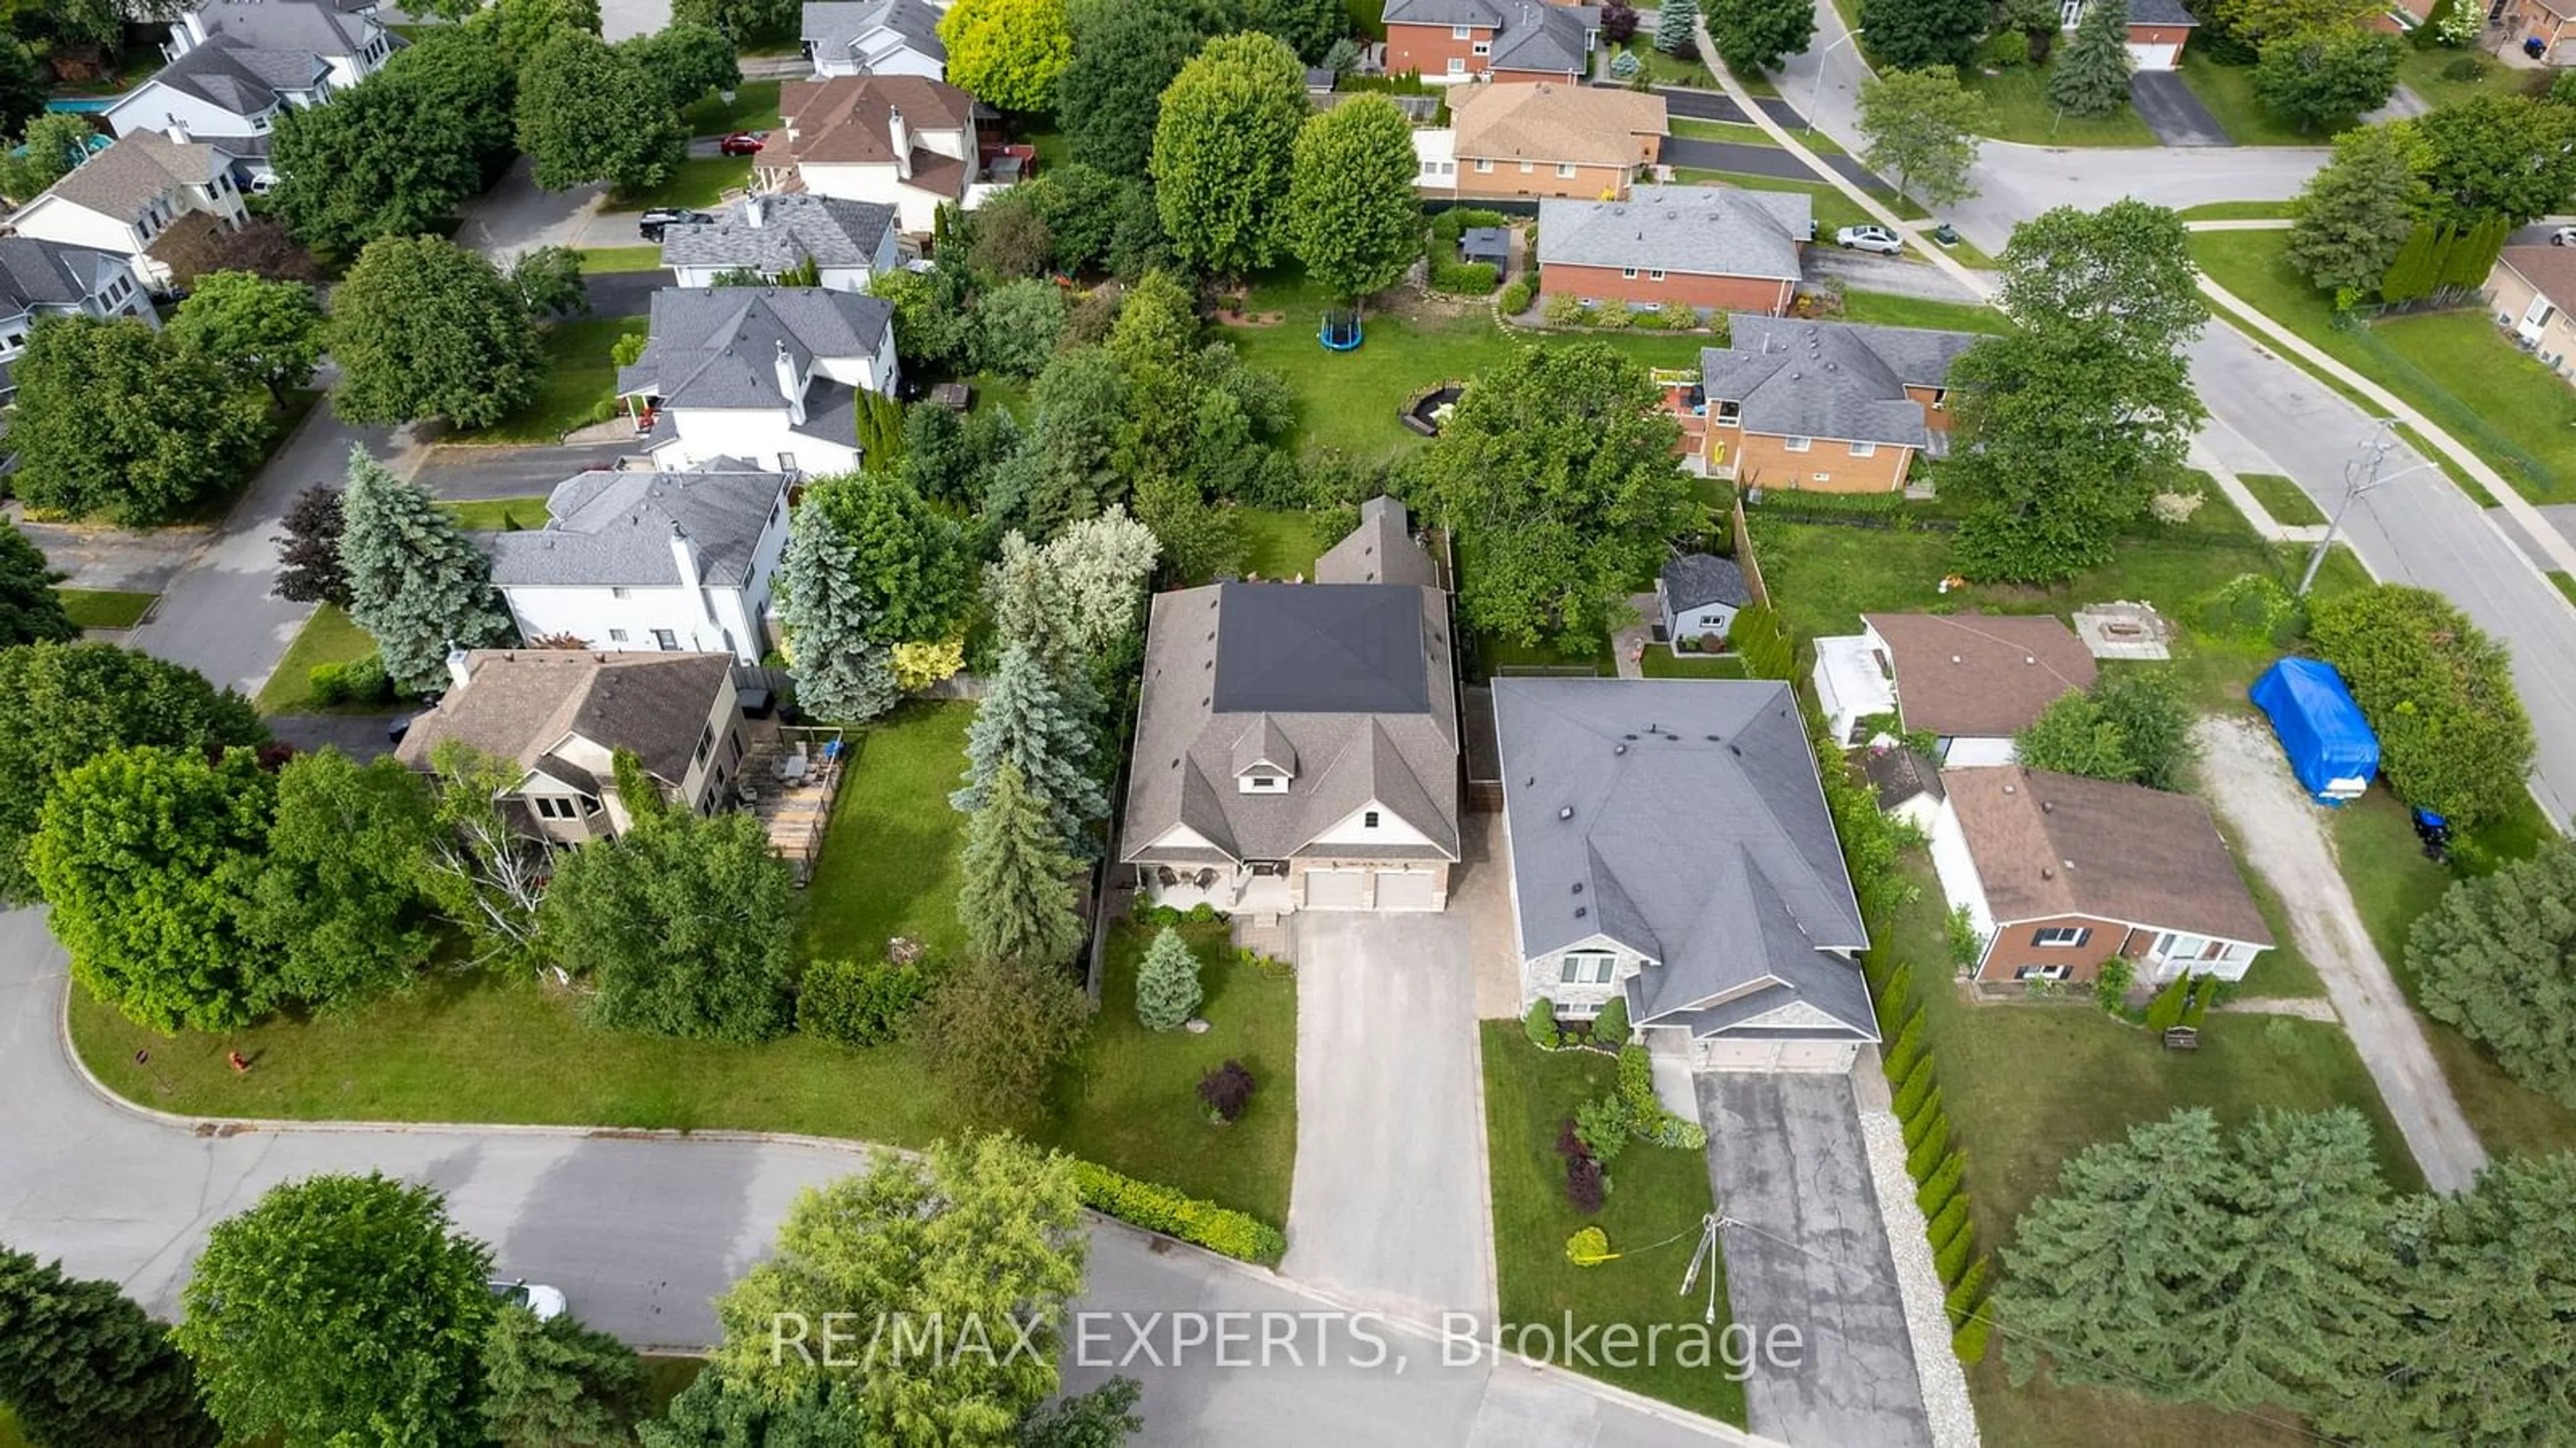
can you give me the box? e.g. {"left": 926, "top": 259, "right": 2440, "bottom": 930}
{"left": 1710, "top": 0, "right": 1817, "bottom": 74}
{"left": 1240, "top": 0, "right": 1348, "bottom": 58}
{"left": 2406, "top": 837, "right": 2576, "bottom": 1104}
{"left": 2410, "top": 94, "right": 2576, "bottom": 227}
{"left": 983, "top": 507, "right": 1161, "bottom": 668}
{"left": 1284, "top": 95, "right": 1421, "bottom": 303}
{"left": 543, "top": 810, "right": 801, "bottom": 1043}
{"left": 2287, "top": 123, "right": 2427, "bottom": 295}
{"left": 2015, "top": 670, "right": 2196, "bottom": 789}
{"left": 1025, "top": 161, "right": 1127, "bottom": 274}
{"left": 969, "top": 188, "right": 1059, "bottom": 278}
{"left": 272, "top": 486, "right": 350, "bottom": 606}
{"left": 484, "top": 0, "right": 604, "bottom": 59}
{"left": 790, "top": 470, "right": 971, "bottom": 645}
{"left": 267, "top": 37, "right": 508, "bottom": 258}
{"left": 669, "top": 0, "right": 800, "bottom": 43}
{"left": 0, "top": 112, "right": 101, "bottom": 204}
{"left": 329, "top": 236, "right": 545, "bottom": 428}
{"left": 1405, "top": 342, "right": 1699, "bottom": 653}
{"left": 508, "top": 244, "right": 590, "bottom": 319}
{"left": 0, "top": 519, "right": 74, "bottom": 648}
{"left": 241, "top": 749, "right": 440, "bottom": 1013}
{"left": 1060, "top": 0, "right": 1205, "bottom": 174}
{"left": 2204, "top": 0, "right": 2379, "bottom": 44}
{"left": 175, "top": 1174, "right": 495, "bottom": 1448}
{"left": 977, "top": 275, "right": 1071, "bottom": 376}
{"left": 480, "top": 1305, "right": 647, "bottom": 1448}
{"left": 419, "top": 742, "right": 550, "bottom": 969}
{"left": 619, "top": 19, "right": 740, "bottom": 109}
{"left": 1856, "top": 66, "right": 1988, "bottom": 207}
{"left": 516, "top": 30, "right": 686, "bottom": 193}
{"left": 957, "top": 760, "right": 1087, "bottom": 968}
{"left": 2048, "top": 0, "right": 2133, "bottom": 119}
{"left": 0, "top": 1247, "right": 221, "bottom": 1448}
{"left": 339, "top": 446, "right": 516, "bottom": 694}
{"left": 1858, "top": 0, "right": 1985, "bottom": 68}
{"left": 939, "top": 0, "right": 1075, "bottom": 113}
{"left": 166, "top": 270, "right": 323, "bottom": 403}
{"left": 2308, "top": 584, "right": 2533, "bottom": 825}
{"left": 1, "top": 314, "right": 271, "bottom": 526}
{"left": 2253, "top": 27, "right": 2401, "bottom": 134}
{"left": 1150, "top": 32, "right": 1309, "bottom": 279}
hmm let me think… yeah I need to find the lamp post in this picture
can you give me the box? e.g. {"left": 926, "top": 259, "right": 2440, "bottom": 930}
{"left": 2298, "top": 419, "right": 2438, "bottom": 597}
{"left": 1807, "top": 30, "right": 1864, "bottom": 138}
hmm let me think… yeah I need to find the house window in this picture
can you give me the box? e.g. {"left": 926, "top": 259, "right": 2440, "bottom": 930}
{"left": 1647, "top": 268, "right": 1665, "bottom": 280}
{"left": 608, "top": 628, "right": 628, "bottom": 642}
{"left": 1452, "top": 23, "right": 1472, "bottom": 37}
{"left": 728, "top": 731, "right": 745, "bottom": 766}
{"left": 694, "top": 723, "right": 715, "bottom": 765}
{"left": 1558, "top": 951, "right": 1617, "bottom": 984}
{"left": 2059, "top": 0, "right": 2083, "bottom": 23}
{"left": 1558, "top": 1000, "right": 1599, "bottom": 1019}
{"left": 1472, "top": 40, "right": 1492, "bottom": 54}
{"left": 1448, "top": 56, "right": 1466, "bottom": 74}
{"left": 1363, "top": 809, "right": 1380, "bottom": 828}
{"left": 1715, "top": 400, "right": 1740, "bottom": 422}
{"left": 531, "top": 796, "right": 574, "bottom": 820}
{"left": 1556, "top": 162, "right": 1576, "bottom": 178}
{"left": 2015, "top": 963, "right": 2074, "bottom": 982}
{"left": 2033, "top": 926, "right": 2094, "bottom": 948}
{"left": 653, "top": 629, "right": 680, "bottom": 650}
{"left": 1619, "top": 266, "right": 1638, "bottom": 279}
{"left": 1782, "top": 436, "right": 1813, "bottom": 453}
{"left": 580, "top": 796, "right": 600, "bottom": 816}
{"left": 1849, "top": 440, "right": 1878, "bottom": 458}
{"left": 1242, "top": 774, "right": 1284, "bottom": 792}
{"left": 1474, "top": 158, "right": 1493, "bottom": 173}
{"left": 777, "top": 452, "right": 798, "bottom": 472}
{"left": 1519, "top": 160, "right": 1534, "bottom": 173}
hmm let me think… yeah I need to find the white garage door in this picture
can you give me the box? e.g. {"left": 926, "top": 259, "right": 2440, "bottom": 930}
{"left": 1375, "top": 869, "right": 1438, "bottom": 911}
{"left": 1305, "top": 868, "right": 1368, "bottom": 910}
{"left": 1694, "top": 1038, "right": 1860, "bottom": 1074}
{"left": 2127, "top": 40, "right": 2179, "bottom": 68}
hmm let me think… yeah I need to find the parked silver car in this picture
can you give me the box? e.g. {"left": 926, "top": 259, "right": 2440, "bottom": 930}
{"left": 1834, "top": 224, "right": 1904, "bottom": 256}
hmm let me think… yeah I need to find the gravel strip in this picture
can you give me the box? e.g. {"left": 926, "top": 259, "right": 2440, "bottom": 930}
{"left": 1858, "top": 1107, "right": 1982, "bottom": 1448}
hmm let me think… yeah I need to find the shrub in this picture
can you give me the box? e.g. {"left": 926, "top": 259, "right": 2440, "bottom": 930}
{"left": 1904, "top": 1104, "right": 1949, "bottom": 1169}
{"left": 2093, "top": 956, "right": 2134, "bottom": 1015}
{"left": 1594, "top": 993, "right": 1631, "bottom": 1045}
{"left": 1497, "top": 276, "right": 1535, "bottom": 315}
{"left": 2143, "top": 973, "right": 2191, "bottom": 1033}
{"left": 1945, "top": 907, "right": 1984, "bottom": 974}
{"left": 1069, "top": 1160, "right": 1287, "bottom": 1265}
{"left": 1915, "top": 1148, "right": 1966, "bottom": 1219}
{"left": 1197, "top": 1059, "right": 1256, "bottom": 1123}
{"left": 307, "top": 652, "right": 394, "bottom": 707}
{"left": 1428, "top": 258, "right": 1500, "bottom": 295}
{"left": 1648, "top": 1113, "right": 1707, "bottom": 1151}
{"left": 1136, "top": 925, "right": 1203, "bottom": 1032}
{"left": 1542, "top": 291, "right": 1589, "bottom": 326}
{"left": 2182, "top": 975, "right": 2218, "bottom": 1027}
{"left": 1565, "top": 1151, "right": 1606, "bottom": 1213}
{"left": 1524, "top": 998, "right": 1559, "bottom": 1049}
{"left": 1554, "top": 1116, "right": 1587, "bottom": 1157}
{"left": 1944, "top": 1255, "right": 1990, "bottom": 1328}
{"left": 1934, "top": 1224, "right": 1976, "bottom": 1286}
{"left": 309, "top": 659, "right": 352, "bottom": 705}
{"left": 1951, "top": 1312, "right": 1992, "bottom": 1365}
{"left": 1659, "top": 303, "right": 1701, "bottom": 331}
{"left": 1891, "top": 1054, "right": 1937, "bottom": 1119}
{"left": 1575, "top": 1093, "right": 1634, "bottom": 1163}
{"left": 1615, "top": 1044, "right": 1656, "bottom": 1109}
{"left": 1592, "top": 303, "right": 1633, "bottom": 330}
{"left": 796, "top": 956, "right": 934, "bottom": 1047}
{"left": 1566, "top": 1225, "right": 1611, "bottom": 1265}
{"left": 1609, "top": 48, "right": 1642, "bottom": 77}
{"left": 2441, "top": 52, "right": 2483, "bottom": 79}
{"left": 2196, "top": 572, "right": 2304, "bottom": 647}
{"left": 1925, "top": 1196, "right": 1969, "bottom": 1255}
{"left": 1882, "top": 1011, "right": 1925, "bottom": 1080}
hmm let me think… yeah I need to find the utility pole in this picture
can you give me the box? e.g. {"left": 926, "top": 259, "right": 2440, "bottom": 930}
{"left": 1678, "top": 1209, "right": 1728, "bottom": 1325}
{"left": 1807, "top": 30, "right": 1864, "bottom": 138}
{"left": 2298, "top": 419, "right": 2436, "bottom": 597}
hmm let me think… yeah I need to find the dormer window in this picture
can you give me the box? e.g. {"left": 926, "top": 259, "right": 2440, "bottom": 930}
{"left": 1240, "top": 772, "right": 1287, "bottom": 794}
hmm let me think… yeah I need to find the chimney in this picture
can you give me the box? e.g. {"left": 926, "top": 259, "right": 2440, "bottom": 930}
{"left": 669, "top": 521, "right": 702, "bottom": 595}
{"left": 888, "top": 106, "right": 910, "bottom": 180}
{"left": 744, "top": 193, "right": 765, "bottom": 228}
{"left": 165, "top": 118, "right": 191, "bottom": 146}
{"left": 445, "top": 644, "right": 474, "bottom": 693}
{"left": 775, "top": 340, "right": 806, "bottom": 425}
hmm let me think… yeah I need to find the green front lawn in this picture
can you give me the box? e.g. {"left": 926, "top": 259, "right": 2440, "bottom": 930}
{"left": 442, "top": 495, "right": 555, "bottom": 531}
{"left": 1481, "top": 1024, "right": 1741, "bottom": 1426}
{"left": 1835, "top": 291, "right": 2012, "bottom": 335}
{"left": 2192, "top": 229, "right": 2576, "bottom": 504}
{"left": 253, "top": 604, "right": 381, "bottom": 715}
{"left": 1640, "top": 649, "right": 1747, "bottom": 678}
{"left": 2176, "top": 50, "right": 2341, "bottom": 146}
{"left": 453, "top": 316, "right": 645, "bottom": 445}
{"left": 2175, "top": 200, "right": 2293, "bottom": 221}
{"left": 679, "top": 79, "right": 782, "bottom": 137}
{"left": 612, "top": 158, "right": 751, "bottom": 213}
{"left": 1236, "top": 506, "right": 1329, "bottom": 580}
{"left": 577, "top": 245, "right": 669, "bottom": 274}
{"left": 1614, "top": 36, "right": 1718, "bottom": 88}
{"left": 1668, "top": 116, "right": 1851, "bottom": 158}
{"left": 802, "top": 701, "right": 975, "bottom": 964}
{"left": 2396, "top": 46, "right": 2517, "bottom": 112}
{"left": 1958, "top": 62, "right": 2160, "bottom": 146}
{"left": 2554, "top": 570, "right": 2576, "bottom": 609}
{"left": 1057, "top": 921, "right": 1297, "bottom": 1222}
{"left": 2235, "top": 471, "right": 2326, "bottom": 526}
{"left": 54, "top": 588, "right": 154, "bottom": 629}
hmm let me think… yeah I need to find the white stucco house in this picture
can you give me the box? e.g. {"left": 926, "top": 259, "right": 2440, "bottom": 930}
{"left": 616, "top": 286, "right": 899, "bottom": 476}
{"left": 803, "top": 0, "right": 947, "bottom": 79}
{"left": 7, "top": 132, "right": 247, "bottom": 290}
{"left": 1493, "top": 676, "right": 1878, "bottom": 1074}
{"left": 1811, "top": 611, "right": 2096, "bottom": 761}
{"left": 483, "top": 466, "right": 795, "bottom": 665}
{"left": 0, "top": 236, "right": 154, "bottom": 394}
{"left": 763, "top": 73, "right": 998, "bottom": 233}
{"left": 659, "top": 193, "right": 899, "bottom": 291}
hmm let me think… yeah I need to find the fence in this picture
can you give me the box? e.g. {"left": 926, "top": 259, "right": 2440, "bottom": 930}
{"left": 1731, "top": 495, "right": 1771, "bottom": 609}
{"left": 2339, "top": 315, "right": 2557, "bottom": 496}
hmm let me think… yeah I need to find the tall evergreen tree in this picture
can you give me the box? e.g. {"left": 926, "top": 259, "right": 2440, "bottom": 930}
{"left": 2049, "top": 0, "right": 2134, "bottom": 118}
{"left": 1134, "top": 924, "right": 1203, "bottom": 1031}
{"left": 957, "top": 760, "right": 1085, "bottom": 968}
{"left": 480, "top": 1306, "right": 647, "bottom": 1448}
{"left": 1654, "top": 0, "right": 1699, "bottom": 53}
{"left": 2379, "top": 221, "right": 2440, "bottom": 303}
{"left": 0, "top": 1247, "right": 222, "bottom": 1448}
{"left": 338, "top": 445, "right": 514, "bottom": 694}
{"left": 2408, "top": 837, "right": 2576, "bottom": 1104}
{"left": 2286, "top": 123, "right": 2426, "bottom": 297}
{"left": 951, "top": 643, "right": 1107, "bottom": 849}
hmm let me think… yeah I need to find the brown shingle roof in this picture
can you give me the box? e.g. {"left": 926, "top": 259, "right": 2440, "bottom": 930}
{"left": 779, "top": 74, "right": 975, "bottom": 166}
{"left": 1945, "top": 766, "right": 2272, "bottom": 945}
{"left": 1450, "top": 81, "right": 1665, "bottom": 169}
{"left": 1864, "top": 613, "right": 2096, "bottom": 738}
{"left": 393, "top": 650, "right": 735, "bottom": 787}
{"left": 2497, "top": 245, "right": 2576, "bottom": 307}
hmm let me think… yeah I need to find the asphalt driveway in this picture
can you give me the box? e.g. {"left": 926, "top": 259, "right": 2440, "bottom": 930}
{"left": 1697, "top": 1074, "right": 1931, "bottom": 1448}
{"left": 412, "top": 439, "right": 633, "bottom": 501}
{"left": 2129, "top": 72, "right": 2233, "bottom": 148}
{"left": 1283, "top": 910, "right": 1495, "bottom": 1324}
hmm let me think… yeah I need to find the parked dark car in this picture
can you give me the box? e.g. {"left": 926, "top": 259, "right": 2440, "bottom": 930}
{"left": 637, "top": 207, "right": 712, "bottom": 242}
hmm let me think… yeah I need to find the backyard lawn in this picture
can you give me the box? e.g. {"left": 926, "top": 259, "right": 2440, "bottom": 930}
{"left": 53, "top": 588, "right": 154, "bottom": 629}
{"left": 1639, "top": 650, "right": 1746, "bottom": 678}
{"left": 2191, "top": 229, "right": 2576, "bottom": 504}
{"left": 1957, "top": 62, "right": 2159, "bottom": 146}
{"left": 800, "top": 701, "right": 975, "bottom": 964}
{"left": 1480, "top": 1024, "right": 1741, "bottom": 1427}
{"left": 1236, "top": 505, "right": 1329, "bottom": 580}
{"left": 443, "top": 495, "right": 555, "bottom": 531}
{"left": 252, "top": 604, "right": 380, "bottom": 715}
{"left": 2235, "top": 471, "right": 2325, "bottom": 527}
{"left": 2176, "top": 51, "right": 2335, "bottom": 146}
{"left": 613, "top": 157, "right": 751, "bottom": 213}
{"left": 453, "top": 316, "right": 644, "bottom": 446}
{"left": 2396, "top": 46, "right": 2519, "bottom": 111}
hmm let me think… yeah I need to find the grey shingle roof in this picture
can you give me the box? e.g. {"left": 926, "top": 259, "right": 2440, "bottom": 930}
{"left": 154, "top": 33, "right": 325, "bottom": 114}
{"left": 616, "top": 287, "right": 892, "bottom": 409}
{"left": 1699, "top": 314, "right": 1979, "bottom": 449}
{"left": 484, "top": 468, "right": 792, "bottom": 590}
{"left": 1382, "top": 0, "right": 1506, "bottom": 24}
{"left": 393, "top": 650, "right": 738, "bottom": 787}
{"left": 1493, "top": 678, "right": 1874, "bottom": 1041}
{"left": 25, "top": 131, "right": 222, "bottom": 225}
{"left": 2124, "top": 0, "right": 2198, "bottom": 25}
{"left": 1313, "top": 495, "right": 1438, "bottom": 587}
{"left": 1538, "top": 188, "right": 1809, "bottom": 282}
{"left": 0, "top": 237, "right": 125, "bottom": 309}
{"left": 1122, "top": 541, "right": 1462, "bottom": 867}
{"left": 1660, "top": 552, "right": 1750, "bottom": 613}
{"left": 660, "top": 193, "right": 896, "bottom": 274}
{"left": 186, "top": 0, "right": 378, "bottom": 58}
{"left": 803, "top": 0, "right": 945, "bottom": 63}
{"left": 1489, "top": 2, "right": 1600, "bottom": 74}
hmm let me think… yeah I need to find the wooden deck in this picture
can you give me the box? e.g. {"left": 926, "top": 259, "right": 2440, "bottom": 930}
{"left": 741, "top": 725, "right": 847, "bottom": 883}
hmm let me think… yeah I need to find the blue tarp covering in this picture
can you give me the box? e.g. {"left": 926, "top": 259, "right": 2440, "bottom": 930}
{"left": 2251, "top": 658, "right": 2380, "bottom": 806}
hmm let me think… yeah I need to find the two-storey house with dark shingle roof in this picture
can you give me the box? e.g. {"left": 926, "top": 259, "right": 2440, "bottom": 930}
{"left": 615, "top": 287, "right": 899, "bottom": 476}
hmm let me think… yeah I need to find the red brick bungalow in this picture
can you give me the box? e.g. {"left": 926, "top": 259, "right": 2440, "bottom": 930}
{"left": 1536, "top": 186, "right": 1812, "bottom": 315}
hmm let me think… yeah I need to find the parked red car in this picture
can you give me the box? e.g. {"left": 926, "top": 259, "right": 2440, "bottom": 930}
{"left": 718, "top": 131, "right": 766, "bottom": 156}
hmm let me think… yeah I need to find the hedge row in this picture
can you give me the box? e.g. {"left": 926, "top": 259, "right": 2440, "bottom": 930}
{"left": 1071, "top": 1160, "right": 1288, "bottom": 1267}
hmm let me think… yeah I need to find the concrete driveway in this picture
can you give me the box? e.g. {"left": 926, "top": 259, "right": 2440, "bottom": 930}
{"left": 2128, "top": 72, "right": 2233, "bottom": 148}
{"left": 1697, "top": 1074, "right": 1931, "bottom": 1448}
{"left": 1283, "top": 910, "right": 1496, "bottom": 1324}
{"left": 1805, "top": 246, "right": 1982, "bottom": 301}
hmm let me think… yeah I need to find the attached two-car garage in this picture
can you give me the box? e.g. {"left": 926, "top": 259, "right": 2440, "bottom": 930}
{"left": 1302, "top": 866, "right": 1442, "bottom": 912}
{"left": 1693, "top": 1037, "right": 1863, "bottom": 1074}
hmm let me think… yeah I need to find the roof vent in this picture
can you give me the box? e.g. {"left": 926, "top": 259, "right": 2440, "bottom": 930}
{"left": 1705, "top": 734, "right": 1721, "bottom": 742}
{"left": 1613, "top": 743, "right": 1627, "bottom": 756}
{"left": 1558, "top": 805, "right": 1573, "bottom": 821}
{"left": 2062, "top": 858, "right": 2076, "bottom": 872}
{"left": 2002, "top": 782, "right": 2017, "bottom": 794}
{"left": 1727, "top": 743, "right": 1741, "bottom": 756}
{"left": 1574, "top": 905, "right": 1588, "bottom": 919}
{"left": 2041, "top": 866, "right": 2053, "bottom": 879}
{"left": 2025, "top": 654, "right": 2037, "bottom": 665}
{"left": 1571, "top": 882, "right": 1584, "bottom": 894}
{"left": 2041, "top": 800, "right": 2053, "bottom": 813}
{"left": 1623, "top": 733, "right": 1639, "bottom": 741}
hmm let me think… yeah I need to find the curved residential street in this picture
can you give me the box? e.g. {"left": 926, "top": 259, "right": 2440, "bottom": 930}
{"left": 0, "top": 905, "right": 1746, "bottom": 1448}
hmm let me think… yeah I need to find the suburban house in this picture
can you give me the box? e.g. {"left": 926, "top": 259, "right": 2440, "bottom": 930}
{"left": 392, "top": 650, "right": 752, "bottom": 845}
{"left": 2486, "top": 244, "right": 2576, "bottom": 380}
{"left": 1415, "top": 82, "right": 1664, "bottom": 200}
{"left": 1655, "top": 553, "right": 1752, "bottom": 647}
{"left": 616, "top": 286, "right": 899, "bottom": 476}
{"left": 1929, "top": 765, "right": 2273, "bottom": 986}
{"left": 1674, "top": 314, "right": 1978, "bottom": 490}
{"left": 1119, "top": 497, "right": 1462, "bottom": 917}
{"left": 6, "top": 131, "right": 247, "bottom": 290}
{"left": 802, "top": 0, "right": 946, "bottom": 78}
{"left": 1536, "top": 187, "right": 1811, "bottom": 316}
{"left": 764, "top": 74, "right": 1000, "bottom": 233}
{"left": 1811, "top": 613, "right": 2096, "bottom": 761}
{"left": 2060, "top": 0, "right": 2196, "bottom": 68}
{"left": 1383, "top": 0, "right": 1603, "bottom": 83}
{"left": 0, "top": 236, "right": 154, "bottom": 393}
{"left": 2500, "top": 0, "right": 2575, "bottom": 62}
{"left": 105, "top": 0, "right": 399, "bottom": 178}
{"left": 484, "top": 466, "right": 795, "bottom": 665}
{"left": 1493, "top": 677, "right": 1878, "bottom": 1072}
{"left": 161, "top": 0, "right": 398, "bottom": 92}
{"left": 659, "top": 193, "right": 899, "bottom": 291}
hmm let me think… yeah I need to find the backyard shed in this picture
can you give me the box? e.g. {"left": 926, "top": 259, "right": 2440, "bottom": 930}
{"left": 2251, "top": 658, "right": 2379, "bottom": 805}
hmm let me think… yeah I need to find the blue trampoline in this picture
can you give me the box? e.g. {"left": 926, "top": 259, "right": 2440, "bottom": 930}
{"left": 1320, "top": 308, "right": 1362, "bottom": 351}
